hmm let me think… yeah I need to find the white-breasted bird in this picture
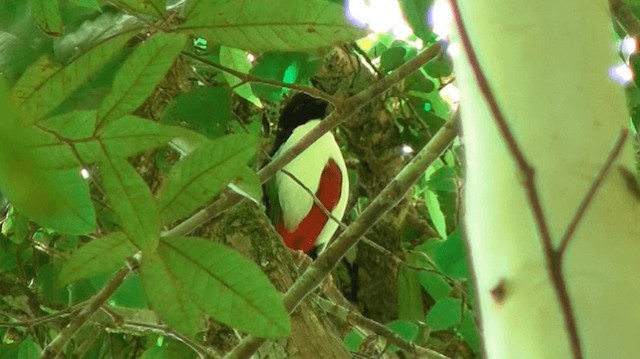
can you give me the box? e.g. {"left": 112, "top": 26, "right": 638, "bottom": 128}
{"left": 268, "top": 93, "right": 349, "bottom": 253}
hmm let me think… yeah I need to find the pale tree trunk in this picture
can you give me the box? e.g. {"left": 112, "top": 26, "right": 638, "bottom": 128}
{"left": 450, "top": 1, "right": 640, "bottom": 358}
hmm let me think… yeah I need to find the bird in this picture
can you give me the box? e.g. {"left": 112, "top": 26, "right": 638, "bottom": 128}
{"left": 268, "top": 93, "right": 349, "bottom": 254}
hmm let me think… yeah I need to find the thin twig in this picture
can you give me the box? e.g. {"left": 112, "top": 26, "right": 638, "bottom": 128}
{"left": 181, "top": 51, "right": 337, "bottom": 105}
{"left": 119, "top": 321, "right": 220, "bottom": 358}
{"left": 557, "top": 130, "right": 628, "bottom": 257}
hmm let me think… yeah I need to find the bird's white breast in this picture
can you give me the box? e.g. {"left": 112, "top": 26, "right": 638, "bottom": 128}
{"left": 274, "top": 120, "right": 349, "bottom": 247}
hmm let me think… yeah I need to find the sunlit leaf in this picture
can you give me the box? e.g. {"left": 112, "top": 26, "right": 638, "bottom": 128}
{"left": 59, "top": 232, "right": 137, "bottom": 286}
{"left": 250, "top": 52, "right": 321, "bottom": 101}
{"left": 179, "top": 0, "right": 365, "bottom": 52}
{"left": 219, "top": 46, "right": 262, "bottom": 107}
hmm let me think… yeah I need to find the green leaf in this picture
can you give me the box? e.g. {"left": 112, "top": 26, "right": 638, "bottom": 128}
{"left": 111, "top": 0, "right": 165, "bottom": 18}
{"left": 140, "top": 250, "right": 203, "bottom": 337}
{"left": 17, "top": 338, "right": 40, "bottom": 359}
{"left": 101, "top": 157, "right": 160, "bottom": 252}
{"left": 109, "top": 274, "right": 148, "bottom": 308}
{"left": 426, "top": 166, "right": 458, "bottom": 192}
{"left": 98, "top": 33, "right": 186, "bottom": 126}
{"left": 29, "top": 0, "right": 63, "bottom": 37}
{"left": 424, "top": 188, "right": 446, "bottom": 237}
{"left": 161, "top": 87, "right": 231, "bottom": 139}
{"left": 219, "top": 46, "right": 262, "bottom": 107}
{"left": 229, "top": 167, "right": 263, "bottom": 205}
{"left": 179, "top": 0, "right": 365, "bottom": 52}
{"left": 59, "top": 232, "right": 137, "bottom": 286}
{"left": 397, "top": 266, "right": 424, "bottom": 321}
{"left": 434, "top": 229, "right": 469, "bottom": 280}
{"left": 425, "top": 297, "right": 462, "bottom": 331}
{"left": 343, "top": 330, "right": 364, "bottom": 352}
{"left": 425, "top": 54, "right": 454, "bottom": 79}
{"left": 2, "top": 207, "right": 30, "bottom": 244}
{"left": 406, "top": 71, "right": 435, "bottom": 94}
{"left": 0, "top": 166, "right": 95, "bottom": 234}
{"left": 398, "top": 0, "right": 434, "bottom": 42}
{"left": 418, "top": 271, "right": 451, "bottom": 300}
{"left": 11, "top": 33, "right": 130, "bottom": 123}
{"left": 386, "top": 319, "right": 419, "bottom": 342}
{"left": 380, "top": 46, "right": 407, "bottom": 72}
{"left": 250, "top": 52, "right": 321, "bottom": 101}
{"left": 459, "top": 309, "right": 481, "bottom": 353}
{"left": 39, "top": 110, "right": 97, "bottom": 140}
{"left": 158, "top": 134, "right": 257, "bottom": 224}
{"left": 158, "top": 237, "right": 291, "bottom": 338}
{"left": 423, "top": 163, "right": 447, "bottom": 238}
{"left": 28, "top": 125, "right": 85, "bottom": 170}
{"left": 97, "top": 115, "right": 186, "bottom": 158}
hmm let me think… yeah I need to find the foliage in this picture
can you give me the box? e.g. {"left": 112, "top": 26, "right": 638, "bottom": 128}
{"left": 0, "top": 0, "right": 479, "bottom": 358}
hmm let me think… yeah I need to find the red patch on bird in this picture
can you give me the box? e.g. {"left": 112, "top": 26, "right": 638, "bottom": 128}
{"left": 277, "top": 159, "right": 342, "bottom": 253}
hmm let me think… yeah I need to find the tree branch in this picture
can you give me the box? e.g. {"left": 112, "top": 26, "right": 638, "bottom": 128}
{"left": 41, "top": 266, "right": 131, "bottom": 358}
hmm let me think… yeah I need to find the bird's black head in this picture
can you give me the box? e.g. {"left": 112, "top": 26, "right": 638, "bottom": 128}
{"left": 271, "top": 93, "right": 328, "bottom": 154}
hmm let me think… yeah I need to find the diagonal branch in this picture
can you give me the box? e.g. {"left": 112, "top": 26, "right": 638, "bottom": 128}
{"left": 41, "top": 266, "right": 131, "bottom": 358}
{"left": 315, "top": 296, "right": 451, "bottom": 359}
